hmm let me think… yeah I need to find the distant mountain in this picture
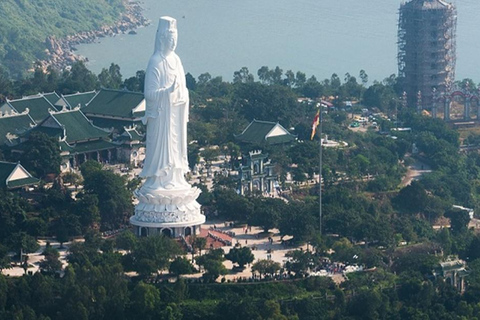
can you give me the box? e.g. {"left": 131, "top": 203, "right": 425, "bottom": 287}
{"left": 0, "top": 0, "right": 126, "bottom": 79}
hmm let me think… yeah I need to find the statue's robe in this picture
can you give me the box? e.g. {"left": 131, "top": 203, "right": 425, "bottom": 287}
{"left": 140, "top": 49, "right": 189, "bottom": 187}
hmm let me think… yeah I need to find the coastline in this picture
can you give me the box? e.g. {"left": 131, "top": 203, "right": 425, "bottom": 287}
{"left": 38, "top": 1, "right": 150, "bottom": 72}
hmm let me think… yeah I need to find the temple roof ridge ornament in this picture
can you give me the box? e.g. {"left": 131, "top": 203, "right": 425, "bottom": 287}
{"left": 249, "top": 150, "right": 263, "bottom": 156}
{"left": 0, "top": 108, "right": 31, "bottom": 118}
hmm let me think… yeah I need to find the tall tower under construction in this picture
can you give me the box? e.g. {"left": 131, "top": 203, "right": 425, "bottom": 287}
{"left": 398, "top": 0, "right": 456, "bottom": 110}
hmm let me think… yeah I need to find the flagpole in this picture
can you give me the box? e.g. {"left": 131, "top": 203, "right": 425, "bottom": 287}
{"left": 318, "top": 110, "right": 322, "bottom": 236}
{"left": 310, "top": 108, "right": 322, "bottom": 235}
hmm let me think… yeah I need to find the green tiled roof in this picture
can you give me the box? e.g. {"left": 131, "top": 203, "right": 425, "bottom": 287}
{"left": 33, "top": 126, "right": 64, "bottom": 140}
{"left": 59, "top": 141, "right": 74, "bottom": 153}
{"left": 72, "top": 140, "right": 117, "bottom": 154}
{"left": 0, "top": 161, "right": 39, "bottom": 189}
{"left": 124, "top": 127, "right": 144, "bottom": 141}
{"left": 83, "top": 89, "right": 144, "bottom": 119}
{"left": 87, "top": 117, "right": 140, "bottom": 131}
{"left": 116, "top": 127, "right": 144, "bottom": 146}
{"left": 7, "top": 177, "right": 40, "bottom": 189}
{"left": 0, "top": 162, "right": 17, "bottom": 187}
{"left": 129, "top": 130, "right": 143, "bottom": 141}
{"left": 62, "top": 91, "right": 96, "bottom": 109}
{"left": 0, "top": 113, "right": 36, "bottom": 146}
{"left": 8, "top": 95, "right": 58, "bottom": 123}
{"left": 51, "top": 110, "right": 110, "bottom": 143}
{"left": 235, "top": 119, "right": 296, "bottom": 145}
{"left": 266, "top": 135, "right": 296, "bottom": 144}
{"left": 440, "top": 261, "right": 465, "bottom": 272}
{"left": 42, "top": 92, "right": 61, "bottom": 106}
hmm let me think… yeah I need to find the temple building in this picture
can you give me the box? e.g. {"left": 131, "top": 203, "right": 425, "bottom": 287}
{"left": 0, "top": 110, "right": 36, "bottom": 146}
{"left": 28, "top": 107, "right": 115, "bottom": 171}
{"left": 54, "top": 90, "right": 97, "bottom": 110}
{"left": 238, "top": 150, "right": 278, "bottom": 196}
{"left": 0, "top": 161, "right": 40, "bottom": 190}
{"left": 0, "top": 89, "right": 147, "bottom": 169}
{"left": 115, "top": 126, "right": 145, "bottom": 167}
{"left": 1, "top": 92, "right": 61, "bottom": 123}
{"left": 433, "top": 259, "right": 469, "bottom": 293}
{"left": 398, "top": 0, "right": 456, "bottom": 110}
{"left": 235, "top": 119, "right": 296, "bottom": 146}
{"left": 82, "top": 88, "right": 145, "bottom": 131}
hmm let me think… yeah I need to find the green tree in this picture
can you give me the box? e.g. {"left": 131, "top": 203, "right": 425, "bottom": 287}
{"left": 159, "top": 304, "right": 183, "bottom": 320}
{"left": 251, "top": 259, "right": 281, "bottom": 279}
{"left": 0, "top": 244, "right": 11, "bottom": 272}
{"left": 445, "top": 208, "right": 471, "bottom": 235}
{"left": 20, "top": 131, "right": 61, "bottom": 177}
{"left": 79, "top": 160, "right": 103, "bottom": 179}
{"left": 60, "top": 61, "right": 99, "bottom": 94}
{"left": 467, "top": 235, "right": 480, "bottom": 262}
{"left": 115, "top": 230, "right": 137, "bottom": 252}
{"left": 197, "top": 72, "right": 212, "bottom": 86}
{"left": 127, "top": 235, "right": 181, "bottom": 278}
{"left": 185, "top": 72, "right": 196, "bottom": 91}
{"left": 191, "top": 236, "right": 207, "bottom": 257}
{"left": 295, "top": 71, "right": 306, "bottom": 87}
{"left": 359, "top": 69, "right": 369, "bottom": 86}
{"left": 0, "top": 66, "right": 13, "bottom": 99}
{"left": 436, "top": 228, "right": 453, "bottom": 255}
{"left": 392, "top": 251, "right": 440, "bottom": 275}
{"left": 123, "top": 70, "right": 145, "bottom": 92}
{"left": 279, "top": 201, "right": 316, "bottom": 243}
{"left": 285, "top": 250, "right": 316, "bottom": 276}
{"left": 248, "top": 197, "right": 285, "bottom": 233}
{"left": 0, "top": 274, "right": 7, "bottom": 311}
{"left": 98, "top": 63, "right": 123, "bottom": 89}
{"left": 233, "top": 81, "right": 299, "bottom": 127}
{"left": 225, "top": 246, "right": 254, "bottom": 269}
{"left": 347, "top": 288, "right": 383, "bottom": 319}
{"left": 0, "top": 190, "right": 26, "bottom": 243}
{"left": 130, "top": 281, "right": 160, "bottom": 319}
{"left": 260, "top": 300, "right": 288, "bottom": 320}
{"left": 82, "top": 167, "right": 133, "bottom": 230}
{"left": 362, "top": 82, "right": 397, "bottom": 112}
{"left": 169, "top": 257, "right": 196, "bottom": 278}
{"left": 393, "top": 181, "right": 429, "bottom": 214}
{"left": 233, "top": 67, "right": 254, "bottom": 83}
{"left": 24, "top": 218, "right": 47, "bottom": 239}
{"left": 214, "top": 188, "right": 253, "bottom": 222}
{"left": 195, "top": 248, "right": 226, "bottom": 282}
{"left": 39, "top": 247, "right": 62, "bottom": 274}
{"left": 10, "top": 232, "right": 39, "bottom": 258}
{"left": 74, "top": 194, "right": 100, "bottom": 230}
{"left": 50, "top": 213, "right": 81, "bottom": 247}
{"left": 62, "top": 171, "right": 82, "bottom": 187}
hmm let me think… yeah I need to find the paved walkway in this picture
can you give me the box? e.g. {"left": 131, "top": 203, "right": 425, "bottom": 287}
{"left": 3, "top": 222, "right": 345, "bottom": 284}
{"left": 2, "top": 240, "right": 70, "bottom": 277}
{"left": 189, "top": 220, "right": 343, "bottom": 282}
{"left": 401, "top": 157, "right": 432, "bottom": 187}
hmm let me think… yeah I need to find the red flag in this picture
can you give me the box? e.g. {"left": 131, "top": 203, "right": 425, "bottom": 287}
{"left": 310, "top": 110, "right": 320, "bottom": 140}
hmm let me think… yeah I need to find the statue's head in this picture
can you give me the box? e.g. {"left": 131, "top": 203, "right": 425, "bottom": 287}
{"left": 155, "top": 16, "right": 178, "bottom": 56}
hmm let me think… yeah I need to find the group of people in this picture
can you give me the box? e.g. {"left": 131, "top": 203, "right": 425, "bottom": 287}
{"left": 207, "top": 231, "right": 232, "bottom": 246}
{"left": 317, "top": 261, "right": 346, "bottom": 275}
{"left": 210, "top": 225, "right": 235, "bottom": 237}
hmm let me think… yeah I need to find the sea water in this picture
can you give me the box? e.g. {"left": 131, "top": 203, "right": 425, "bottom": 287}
{"left": 75, "top": 0, "right": 480, "bottom": 83}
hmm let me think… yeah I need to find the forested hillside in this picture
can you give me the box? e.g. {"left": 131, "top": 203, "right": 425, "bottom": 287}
{"left": 0, "top": 0, "right": 125, "bottom": 78}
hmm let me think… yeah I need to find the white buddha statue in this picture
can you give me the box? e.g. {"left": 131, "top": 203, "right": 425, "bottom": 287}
{"left": 140, "top": 16, "right": 190, "bottom": 190}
